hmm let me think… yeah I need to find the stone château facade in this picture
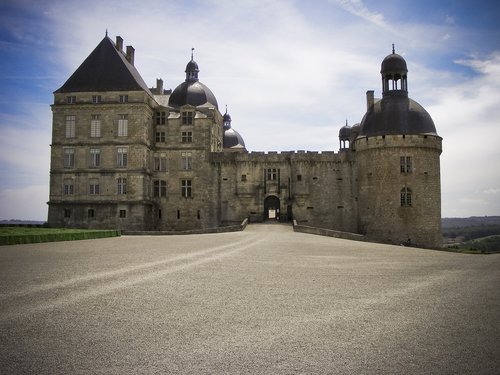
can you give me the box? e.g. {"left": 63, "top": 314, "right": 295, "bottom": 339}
{"left": 48, "top": 35, "right": 442, "bottom": 248}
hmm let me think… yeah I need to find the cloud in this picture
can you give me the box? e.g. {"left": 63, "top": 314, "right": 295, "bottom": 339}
{"left": 0, "top": 185, "right": 48, "bottom": 221}
{"left": 332, "top": 0, "right": 391, "bottom": 30}
{"left": 1, "top": 0, "right": 500, "bottom": 219}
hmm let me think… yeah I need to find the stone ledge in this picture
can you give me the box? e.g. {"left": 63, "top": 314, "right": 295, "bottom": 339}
{"left": 292, "top": 220, "right": 365, "bottom": 242}
{"left": 124, "top": 218, "right": 248, "bottom": 236}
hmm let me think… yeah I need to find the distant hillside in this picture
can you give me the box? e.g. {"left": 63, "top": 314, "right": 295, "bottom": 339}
{"left": 442, "top": 216, "right": 500, "bottom": 228}
{"left": 0, "top": 220, "right": 46, "bottom": 226}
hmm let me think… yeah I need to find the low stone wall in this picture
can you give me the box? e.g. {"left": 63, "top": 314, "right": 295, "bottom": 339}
{"left": 124, "top": 218, "right": 248, "bottom": 236}
{"left": 293, "top": 220, "right": 365, "bottom": 242}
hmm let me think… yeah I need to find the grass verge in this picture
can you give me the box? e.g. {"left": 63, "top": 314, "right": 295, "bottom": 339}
{"left": 0, "top": 227, "right": 121, "bottom": 246}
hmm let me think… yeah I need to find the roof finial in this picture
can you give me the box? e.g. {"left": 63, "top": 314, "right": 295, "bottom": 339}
{"left": 225, "top": 104, "right": 228, "bottom": 114}
{"left": 345, "top": 119, "right": 348, "bottom": 126}
{"left": 392, "top": 43, "right": 395, "bottom": 54}
{"left": 191, "top": 47, "right": 194, "bottom": 61}
{"left": 105, "top": 29, "right": 108, "bottom": 37}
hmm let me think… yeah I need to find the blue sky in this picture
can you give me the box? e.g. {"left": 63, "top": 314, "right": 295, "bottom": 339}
{"left": 0, "top": 0, "right": 499, "bottom": 220}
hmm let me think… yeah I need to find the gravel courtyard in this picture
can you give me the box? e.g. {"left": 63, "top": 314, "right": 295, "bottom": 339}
{"left": 1, "top": 224, "right": 499, "bottom": 374}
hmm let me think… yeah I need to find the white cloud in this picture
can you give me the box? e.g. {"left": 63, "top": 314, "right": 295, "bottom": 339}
{"left": 332, "top": 0, "right": 391, "bottom": 30}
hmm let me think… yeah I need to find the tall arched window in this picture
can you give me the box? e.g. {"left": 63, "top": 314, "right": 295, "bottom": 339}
{"left": 401, "top": 187, "right": 412, "bottom": 207}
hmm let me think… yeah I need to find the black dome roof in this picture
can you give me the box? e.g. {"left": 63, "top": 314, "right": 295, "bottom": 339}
{"left": 339, "top": 125, "right": 352, "bottom": 139}
{"left": 185, "top": 60, "right": 199, "bottom": 75}
{"left": 359, "top": 93, "right": 437, "bottom": 137}
{"left": 223, "top": 112, "right": 232, "bottom": 125}
{"left": 381, "top": 53, "right": 408, "bottom": 74}
{"left": 168, "top": 80, "right": 218, "bottom": 108}
{"left": 223, "top": 127, "right": 246, "bottom": 149}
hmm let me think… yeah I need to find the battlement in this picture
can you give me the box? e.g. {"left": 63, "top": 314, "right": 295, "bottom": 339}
{"left": 211, "top": 149, "right": 350, "bottom": 164}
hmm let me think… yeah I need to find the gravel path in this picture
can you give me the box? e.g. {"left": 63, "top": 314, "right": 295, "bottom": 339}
{"left": 1, "top": 224, "right": 499, "bottom": 374}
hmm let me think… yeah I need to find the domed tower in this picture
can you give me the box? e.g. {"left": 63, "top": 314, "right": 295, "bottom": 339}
{"left": 222, "top": 107, "right": 246, "bottom": 151}
{"left": 354, "top": 46, "right": 442, "bottom": 248}
{"left": 168, "top": 49, "right": 219, "bottom": 109}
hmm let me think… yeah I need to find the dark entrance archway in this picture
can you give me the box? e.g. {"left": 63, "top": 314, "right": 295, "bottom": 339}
{"left": 264, "top": 195, "right": 280, "bottom": 221}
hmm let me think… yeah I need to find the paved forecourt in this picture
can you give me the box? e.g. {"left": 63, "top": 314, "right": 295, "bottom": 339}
{"left": 1, "top": 224, "right": 499, "bottom": 374}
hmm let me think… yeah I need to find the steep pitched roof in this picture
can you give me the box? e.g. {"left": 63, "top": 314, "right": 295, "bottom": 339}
{"left": 55, "top": 36, "right": 151, "bottom": 94}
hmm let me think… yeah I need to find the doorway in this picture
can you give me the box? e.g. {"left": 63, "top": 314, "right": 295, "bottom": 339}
{"left": 264, "top": 195, "right": 280, "bottom": 221}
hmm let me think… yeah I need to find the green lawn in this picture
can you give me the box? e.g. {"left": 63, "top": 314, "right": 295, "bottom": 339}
{"left": 0, "top": 227, "right": 121, "bottom": 245}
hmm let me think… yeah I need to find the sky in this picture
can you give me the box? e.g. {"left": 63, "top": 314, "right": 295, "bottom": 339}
{"left": 0, "top": 0, "right": 499, "bottom": 220}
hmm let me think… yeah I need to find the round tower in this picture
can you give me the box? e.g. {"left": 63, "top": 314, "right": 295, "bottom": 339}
{"left": 354, "top": 47, "right": 442, "bottom": 248}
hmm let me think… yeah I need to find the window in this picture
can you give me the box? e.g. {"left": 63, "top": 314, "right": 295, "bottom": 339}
{"left": 117, "top": 147, "right": 128, "bottom": 167}
{"left": 181, "top": 179, "right": 192, "bottom": 198}
{"left": 297, "top": 174, "right": 302, "bottom": 181}
{"left": 117, "top": 178, "right": 127, "bottom": 194}
{"left": 181, "top": 131, "right": 193, "bottom": 143}
{"left": 90, "top": 148, "right": 100, "bottom": 167}
{"left": 400, "top": 156, "right": 412, "bottom": 173}
{"left": 63, "top": 179, "right": 74, "bottom": 195}
{"left": 241, "top": 174, "right": 247, "bottom": 182}
{"left": 156, "top": 111, "right": 166, "bottom": 125}
{"left": 181, "top": 152, "right": 192, "bottom": 170}
{"left": 119, "top": 209, "right": 127, "bottom": 218}
{"left": 64, "top": 209, "right": 72, "bottom": 218}
{"left": 153, "top": 180, "right": 167, "bottom": 197}
{"left": 119, "top": 95, "right": 128, "bottom": 103}
{"left": 66, "top": 96, "right": 76, "bottom": 104}
{"left": 401, "top": 187, "right": 412, "bottom": 207}
{"left": 88, "top": 209, "right": 95, "bottom": 218}
{"left": 154, "top": 153, "right": 167, "bottom": 171}
{"left": 64, "top": 148, "right": 75, "bottom": 168}
{"left": 90, "top": 115, "right": 101, "bottom": 137}
{"left": 181, "top": 111, "right": 194, "bottom": 125}
{"left": 65, "top": 115, "right": 75, "bottom": 138}
{"left": 89, "top": 180, "right": 100, "bottom": 195}
{"left": 92, "top": 95, "right": 102, "bottom": 104}
{"left": 267, "top": 168, "right": 278, "bottom": 181}
{"left": 155, "top": 131, "right": 166, "bottom": 142}
{"left": 118, "top": 114, "right": 128, "bottom": 137}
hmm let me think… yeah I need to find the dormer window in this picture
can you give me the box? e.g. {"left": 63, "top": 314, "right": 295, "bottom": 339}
{"left": 181, "top": 111, "right": 194, "bottom": 125}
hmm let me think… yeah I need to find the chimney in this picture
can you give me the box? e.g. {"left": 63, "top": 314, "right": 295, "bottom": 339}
{"left": 126, "top": 45, "right": 135, "bottom": 66}
{"left": 156, "top": 78, "right": 164, "bottom": 94}
{"left": 115, "top": 36, "right": 123, "bottom": 52}
{"left": 366, "top": 90, "right": 374, "bottom": 110}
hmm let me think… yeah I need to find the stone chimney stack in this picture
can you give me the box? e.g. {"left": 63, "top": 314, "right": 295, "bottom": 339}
{"left": 156, "top": 78, "right": 164, "bottom": 94}
{"left": 366, "top": 90, "right": 374, "bottom": 110}
{"left": 115, "top": 36, "right": 123, "bottom": 52}
{"left": 126, "top": 45, "right": 135, "bottom": 66}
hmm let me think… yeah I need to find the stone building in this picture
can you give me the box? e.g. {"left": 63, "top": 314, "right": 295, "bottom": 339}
{"left": 48, "top": 35, "right": 442, "bottom": 248}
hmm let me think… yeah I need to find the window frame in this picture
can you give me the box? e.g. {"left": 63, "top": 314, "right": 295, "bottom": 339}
{"left": 90, "top": 114, "right": 101, "bottom": 138}
{"left": 63, "top": 148, "right": 75, "bottom": 168}
{"left": 65, "top": 115, "right": 75, "bottom": 138}
{"left": 90, "top": 148, "right": 100, "bottom": 167}
{"left": 400, "top": 156, "right": 413, "bottom": 174}
{"left": 181, "top": 179, "right": 192, "bottom": 198}
{"left": 118, "top": 114, "right": 128, "bottom": 137}
{"left": 267, "top": 168, "right": 278, "bottom": 181}
{"left": 181, "top": 111, "right": 194, "bottom": 125}
{"left": 181, "top": 131, "right": 193, "bottom": 143}
{"left": 181, "top": 151, "right": 192, "bottom": 170}
{"left": 400, "top": 187, "right": 412, "bottom": 207}
{"left": 117, "top": 147, "right": 128, "bottom": 167}
{"left": 117, "top": 178, "right": 127, "bottom": 195}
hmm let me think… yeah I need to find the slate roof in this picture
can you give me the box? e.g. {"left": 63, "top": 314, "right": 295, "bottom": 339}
{"left": 55, "top": 36, "right": 151, "bottom": 94}
{"left": 359, "top": 92, "right": 437, "bottom": 137}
